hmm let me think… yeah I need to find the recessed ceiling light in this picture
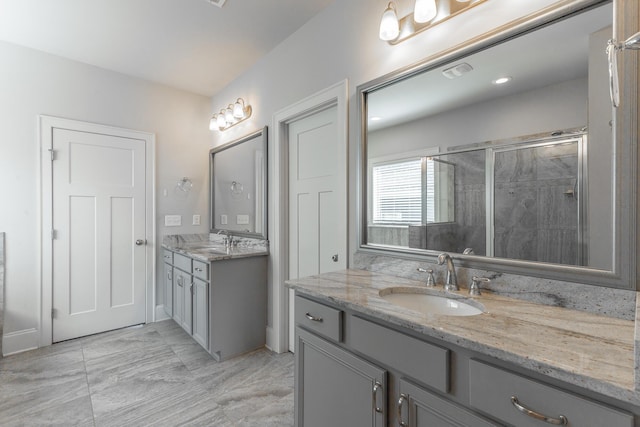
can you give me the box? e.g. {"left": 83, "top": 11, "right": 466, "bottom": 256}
{"left": 205, "top": 0, "right": 226, "bottom": 8}
{"left": 370, "top": 116, "right": 382, "bottom": 121}
{"left": 493, "top": 76, "right": 512, "bottom": 85}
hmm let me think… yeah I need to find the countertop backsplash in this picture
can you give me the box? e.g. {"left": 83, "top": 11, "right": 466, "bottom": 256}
{"left": 354, "top": 251, "right": 637, "bottom": 321}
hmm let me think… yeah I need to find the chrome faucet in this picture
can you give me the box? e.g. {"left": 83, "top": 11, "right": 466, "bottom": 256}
{"left": 437, "top": 253, "right": 459, "bottom": 292}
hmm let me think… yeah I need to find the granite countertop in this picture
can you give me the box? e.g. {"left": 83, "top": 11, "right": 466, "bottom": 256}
{"left": 162, "top": 234, "right": 268, "bottom": 262}
{"left": 286, "top": 269, "right": 638, "bottom": 405}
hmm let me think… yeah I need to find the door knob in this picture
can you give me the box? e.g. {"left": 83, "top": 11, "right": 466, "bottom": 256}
{"left": 135, "top": 239, "right": 145, "bottom": 246}
{"left": 331, "top": 254, "right": 339, "bottom": 262}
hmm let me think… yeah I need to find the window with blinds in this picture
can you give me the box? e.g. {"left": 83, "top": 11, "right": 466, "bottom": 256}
{"left": 371, "top": 158, "right": 432, "bottom": 225}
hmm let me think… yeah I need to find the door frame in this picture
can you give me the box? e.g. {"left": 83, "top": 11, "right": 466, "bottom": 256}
{"left": 39, "top": 115, "right": 156, "bottom": 347}
{"left": 269, "top": 80, "right": 348, "bottom": 353}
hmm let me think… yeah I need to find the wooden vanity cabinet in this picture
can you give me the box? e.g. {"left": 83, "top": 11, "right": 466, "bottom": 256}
{"left": 293, "top": 293, "right": 634, "bottom": 427}
{"left": 162, "top": 249, "right": 173, "bottom": 317}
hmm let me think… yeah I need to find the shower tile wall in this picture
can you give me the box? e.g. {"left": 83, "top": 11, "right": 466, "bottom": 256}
{"left": 494, "top": 143, "right": 580, "bottom": 265}
{"left": 426, "top": 150, "right": 486, "bottom": 254}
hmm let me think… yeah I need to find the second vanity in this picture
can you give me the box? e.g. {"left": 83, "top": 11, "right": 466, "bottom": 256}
{"left": 162, "top": 234, "right": 268, "bottom": 361}
{"left": 287, "top": 269, "right": 639, "bottom": 426}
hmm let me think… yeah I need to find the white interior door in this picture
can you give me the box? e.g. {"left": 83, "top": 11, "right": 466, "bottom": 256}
{"left": 52, "top": 128, "right": 147, "bottom": 342}
{"left": 288, "top": 105, "right": 347, "bottom": 351}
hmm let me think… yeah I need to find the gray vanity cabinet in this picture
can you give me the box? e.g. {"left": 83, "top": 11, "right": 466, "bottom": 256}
{"left": 192, "top": 277, "right": 209, "bottom": 349}
{"left": 398, "top": 379, "right": 497, "bottom": 427}
{"left": 162, "top": 251, "right": 173, "bottom": 317}
{"left": 173, "top": 267, "right": 192, "bottom": 334}
{"left": 295, "top": 328, "right": 387, "bottom": 427}
{"left": 294, "top": 293, "right": 634, "bottom": 427}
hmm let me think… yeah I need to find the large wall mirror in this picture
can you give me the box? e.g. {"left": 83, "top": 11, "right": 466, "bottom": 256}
{"left": 210, "top": 127, "right": 268, "bottom": 239}
{"left": 358, "top": 0, "right": 639, "bottom": 289}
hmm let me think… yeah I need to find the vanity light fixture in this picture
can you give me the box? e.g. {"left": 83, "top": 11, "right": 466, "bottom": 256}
{"left": 210, "top": 98, "right": 252, "bottom": 131}
{"left": 379, "top": 0, "right": 488, "bottom": 44}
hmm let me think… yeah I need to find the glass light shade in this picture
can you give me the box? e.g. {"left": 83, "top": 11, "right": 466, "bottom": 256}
{"left": 209, "top": 116, "right": 216, "bottom": 130}
{"left": 224, "top": 107, "right": 235, "bottom": 124}
{"left": 233, "top": 99, "right": 245, "bottom": 119}
{"left": 216, "top": 112, "right": 226, "bottom": 129}
{"left": 414, "top": 0, "right": 437, "bottom": 23}
{"left": 379, "top": 2, "right": 399, "bottom": 41}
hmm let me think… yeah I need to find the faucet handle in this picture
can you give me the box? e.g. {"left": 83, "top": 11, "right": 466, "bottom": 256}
{"left": 469, "top": 276, "right": 490, "bottom": 296}
{"left": 417, "top": 267, "right": 435, "bottom": 287}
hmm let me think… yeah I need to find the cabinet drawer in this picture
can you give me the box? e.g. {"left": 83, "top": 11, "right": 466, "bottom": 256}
{"left": 162, "top": 249, "right": 173, "bottom": 264}
{"left": 295, "top": 296, "right": 343, "bottom": 342}
{"left": 468, "top": 360, "right": 633, "bottom": 427}
{"left": 173, "top": 253, "right": 191, "bottom": 272}
{"left": 192, "top": 259, "right": 209, "bottom": 280}
{"left": 349, "top": 316, "right": 449, "bottom": 393}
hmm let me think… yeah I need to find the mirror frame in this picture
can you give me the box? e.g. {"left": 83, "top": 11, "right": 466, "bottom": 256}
{"left": 209, "top": 126, "right": 268, "bottom": 240}
{"left": 357, "top": 0, "right": 639, "bottom": 290}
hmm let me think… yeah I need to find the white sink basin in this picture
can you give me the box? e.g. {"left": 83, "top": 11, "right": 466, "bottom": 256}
{"left": 379, "top": 288, "right": 483, "bottom": 316}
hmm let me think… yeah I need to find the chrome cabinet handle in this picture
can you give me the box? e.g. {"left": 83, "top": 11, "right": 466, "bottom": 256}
{"left": 397, "top": 393, "right": 408, "bottom": 427}
{"left": 135, "top": 239, "right": 145, "bottom": 246}
{"left": 305, "top": 313, "right": 323, "bottom": 322}
{"left": 510, "top": 396, "right": 568, "bottom": 425}
{"left": 167, "top": 271, "right": 172, "bottom": 280}
{"left": 372, "top": 381, "right": 383, "bottom": 414}
{"left": 177, "top": 277, "right": 184, "bottom": 287}
{"left": 194, "top": 267, "right": 203, "bottom": 272}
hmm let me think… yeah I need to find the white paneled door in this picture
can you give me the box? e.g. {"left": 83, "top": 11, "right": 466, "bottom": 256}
{"left": 288, "top": 105, "right": 347, "bottom": 350}
{"left": 52, "top": 128, "right": 147, "bottom": 342}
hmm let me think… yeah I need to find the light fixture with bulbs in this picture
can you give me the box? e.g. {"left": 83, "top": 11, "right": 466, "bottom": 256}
{"left": 209, "top": 98, "right": 252, "bottom": 131}
{"left": 379, "top": 0, "right": 488, "bottom": 44}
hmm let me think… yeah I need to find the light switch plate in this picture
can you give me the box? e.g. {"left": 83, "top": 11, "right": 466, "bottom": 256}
{"left": 220, "top": 214, "right": 228, "bottom": 225}
{"left": 237, "top": 214, "right": 249, "bottom": 225}
{"left": 192, "top": 214, "right": 201, "bottom": 225}
{"left": 165, "top": 215, "right": 181, "bottom": 226}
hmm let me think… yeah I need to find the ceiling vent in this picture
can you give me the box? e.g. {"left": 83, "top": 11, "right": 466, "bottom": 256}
{"left": 442, "top": 63, "right": 473, "bottom": 79}
{"left": 205, "top": 0, "right": 227, "bottom": 8}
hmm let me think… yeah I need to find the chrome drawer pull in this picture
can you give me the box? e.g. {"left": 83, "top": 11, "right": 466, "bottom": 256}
{"left": 372, "top": 381, "right": 383, "bottom": 414}
{"left": 510, "top": 396, "right": 568, "bottom": 425}
{"left": 305, "top": 313, "right": 323, "bottom": 322}
{"left": 194, "top": 267, "right": 203, "bottom": 272}
{"left": 397, "top": 393, "right": 408, "bottom": 427}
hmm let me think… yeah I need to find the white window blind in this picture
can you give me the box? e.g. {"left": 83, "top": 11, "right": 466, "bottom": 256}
{"left": 371, "top": 159, "right": 423, "bottom": 224}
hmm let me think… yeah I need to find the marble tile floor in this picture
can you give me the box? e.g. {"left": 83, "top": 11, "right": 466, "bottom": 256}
{"left": 0, "top": 320, "right": 294, "bottom": 426}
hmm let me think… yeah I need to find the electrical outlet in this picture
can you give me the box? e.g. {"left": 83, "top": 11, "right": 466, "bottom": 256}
{"left": 165, "top": 215, "right": 181, "bottom": 226}
{"left": 220, "top": 214, "right": 228, "bottom": 225}
{"left": 192, "top": 214, "right": 201, "bottom": 225}
{"left": 237, "top": 214, "right": 249, "bottom": 225}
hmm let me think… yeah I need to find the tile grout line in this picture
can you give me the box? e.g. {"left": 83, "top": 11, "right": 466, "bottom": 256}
{"left": 81, "top": 343, "right": 98, "bottom": 427}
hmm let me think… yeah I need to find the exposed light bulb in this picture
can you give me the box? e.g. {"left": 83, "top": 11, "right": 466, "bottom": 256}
{"left": 224, "top": 106, "right": 235, "bottom": 124}
{"left": 209, "top": 116, "right": 216, "bottom": 130}
{"left": 414, "top": 0, "right": 437, "bottom": 23}
{"left": 216, "top": 111, "right": 226, "bottom": 129}
{"left": 233, "top": 98, "right": 245, "bottom": 119}
{"left": 379, "top": 2, "right": 399, "bottom": 41}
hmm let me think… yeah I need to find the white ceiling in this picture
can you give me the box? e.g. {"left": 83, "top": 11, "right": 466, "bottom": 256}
{"left": 0, "top": 0, "right": 335, "bottom": 96}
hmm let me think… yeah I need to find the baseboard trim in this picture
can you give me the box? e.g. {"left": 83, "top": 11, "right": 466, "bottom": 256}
{"left": 2, "top": 328, "right": 39, "bottom": 356}
{"left": 154, "top": 305, "right": 171, "bottom": 322}
{"left": 265, "top": 326, "right": 274, "bottom": 351}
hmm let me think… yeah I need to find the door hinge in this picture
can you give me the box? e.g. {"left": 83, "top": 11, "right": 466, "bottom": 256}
{"left": 51, "top": 229, "right": 57, "bottom": 240}
{"left": 51, "top": 308, "right": 57, "bottom": 319}
{"left": 48, "top": 148, "right": 55, "bottom": 161}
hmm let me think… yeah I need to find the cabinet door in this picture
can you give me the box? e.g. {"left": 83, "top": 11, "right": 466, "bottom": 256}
{"left": 398, "top": 379, "right": 498, "bottom": 427}
{"left": 173, "top": 269, "right": 192, "bottom": 334}
{"left": 192, "top": 277, "right": 209, "bottom": 350}
{"left": 295, "top": 328, "right": 386, "bottom": 427}
{"left": 163, "top": 263, "right": 173, "bottom": 317}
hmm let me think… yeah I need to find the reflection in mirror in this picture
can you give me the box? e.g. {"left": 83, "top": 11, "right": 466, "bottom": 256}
{"left": 363, "top": 1, "right": 613, "bottom": 270}
{"left": 209, "top": 127, "right": 268, "bottom": 239}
